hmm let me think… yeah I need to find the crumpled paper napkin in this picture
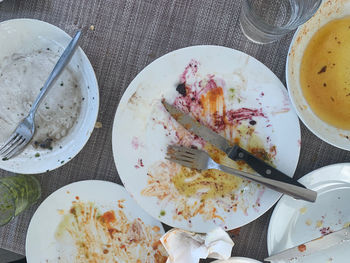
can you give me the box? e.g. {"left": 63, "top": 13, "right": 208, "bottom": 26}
{"left": 160, "top": 227, "right": 234, "bottom": 263}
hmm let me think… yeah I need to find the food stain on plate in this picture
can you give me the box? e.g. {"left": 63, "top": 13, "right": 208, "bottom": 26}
{"left": 55, "top": 200, "right": 167, "bottom": 263}
{"left": 0, "top": 48, "right": 83, "bottom": 151}
{"left": 303, "top": 209, "right": 350, "bottom": 236}
{"left": 299, "top": 207, "right": 307, "bottom": 214}
{"left": 300, "top": 16, "right": 350, "bottom": 130}
{"left": 139, "top": 60, "right": 277, "bottom": 226}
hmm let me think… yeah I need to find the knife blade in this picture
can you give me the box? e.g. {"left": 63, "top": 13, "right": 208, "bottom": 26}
{"left": 265, "top": 227, "right": 350, "bottom": 262}
{"left": 162, "top": 100, "right": 305, "bottom": 188}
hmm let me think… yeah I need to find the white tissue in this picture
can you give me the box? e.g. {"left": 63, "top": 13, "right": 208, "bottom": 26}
{"left": 160, "top": 227, "right": 234, "bottom": 263}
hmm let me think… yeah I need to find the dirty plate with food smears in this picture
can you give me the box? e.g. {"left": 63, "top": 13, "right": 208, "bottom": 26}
{"left": 25, "top": 181, "right": 167, "bottom": 263}
{"left": 0, "top": 19, "right": 99, "bottom": 174}
{"left": 112, "top": 46, "right": 301, "bottom": 232}
{"left": 268, "top": 163, "right": 350, "bottom": 263}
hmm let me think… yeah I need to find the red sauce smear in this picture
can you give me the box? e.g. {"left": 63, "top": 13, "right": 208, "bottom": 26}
{"left": 180, "top": 59, "right": 199, "bottom": 83}
{"left": 320, "top": 227, "right": 333, "bottom": 236}
{"left": 298, "top": 244, "right": 306, "bottom": 252}
{"left": 107, "top": 228, "right": 118, "bottom": 238}
{"left": 226, "top": 108, "right": 265, "bottom": 123}
{"left": 100, "top": 211, "right": 116, "bottom": 224}
{"left": 174, "top": 69, "right": 265, "bottom": 135}
{"left": 134, "top": 158, "right": 144, "bottom": 169}
{"left": 131, "top": 136, "right": 140, "bottom": 150}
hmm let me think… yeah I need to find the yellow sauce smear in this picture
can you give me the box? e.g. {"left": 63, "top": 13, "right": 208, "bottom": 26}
{"left": 300, "top": 16, "right": 350, "bottom": 130}
{"left": 172, "top": 85, "right": 274, "bottom": 201}
{"left": 172, "top": 127, "right": 273, "bottom": 201}
{"left": 172, "top": 144, "right": 242, "bottom": 200}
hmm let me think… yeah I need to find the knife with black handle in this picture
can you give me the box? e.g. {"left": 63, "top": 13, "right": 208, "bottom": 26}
{"left": 162, "top": 100, "right": 306, "bottom": 188}
{"left": 226, "top": 146, "right": 306, "bottom": 188}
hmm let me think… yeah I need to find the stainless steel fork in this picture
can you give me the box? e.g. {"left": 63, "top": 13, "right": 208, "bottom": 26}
{"left": 0, "top": 31, "right": 81, "bottom": 160}
{"left": 166, "top": 145, "right": 317, "bottom": 202}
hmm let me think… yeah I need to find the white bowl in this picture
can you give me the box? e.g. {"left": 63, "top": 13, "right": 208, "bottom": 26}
{"left": 0, "top": 19, "right": 99, "bottom": 174}
{"left": 287, "top": 0, "right": 350, "bottom": 150}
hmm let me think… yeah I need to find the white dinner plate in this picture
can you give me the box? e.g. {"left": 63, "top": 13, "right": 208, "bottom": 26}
{"left": 112, "top": 45, "right": 301, "bottom": 232}
{"left": 286, "top": 0, "right": 350, "bottom": 150}
{"left": 0, "top": 19, "right": 99, "bottom": 174}
{"left": 25, "top": 181, "right": 166, "bottom": 263}
{"left": 267, "top": 163, "right": 350, "bottom": 263}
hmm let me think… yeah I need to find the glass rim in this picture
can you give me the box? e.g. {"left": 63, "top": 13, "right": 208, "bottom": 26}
{"left": 241, "top": 0, "right": 323, "bottom": 32}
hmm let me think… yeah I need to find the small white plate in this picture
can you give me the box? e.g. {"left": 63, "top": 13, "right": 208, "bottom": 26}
{"left": 287, "top": 0, "right": 350, "bottom": 150}
{"left": 25, "top": 180, "right": 166, "bottom": 262}
{"left": 213, "top": 257, "right": 262, "bottom": 263}
{"left": 267, "top": 163, "right": 350, "bottom": 263}
{"left": 0, "top": 19, "right": 99, "bottom": 174}
{"left": 112, "top": 45, "right": 301, "bottom": 232}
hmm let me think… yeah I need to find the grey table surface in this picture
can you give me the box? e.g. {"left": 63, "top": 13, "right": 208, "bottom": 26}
{"left": 0, "top": 0, "right": 349, "bottom": 262}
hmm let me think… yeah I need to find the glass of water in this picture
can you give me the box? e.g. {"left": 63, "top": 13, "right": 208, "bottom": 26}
{"left": 0, "top": 174, "right": 41, "bottom": 226}
{"left": 239, "top": 0, "right": 322, "bottom": 44}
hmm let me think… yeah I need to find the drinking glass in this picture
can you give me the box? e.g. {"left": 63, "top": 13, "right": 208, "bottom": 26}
{"left": 239, "top": 0, "right": 322, "bottom": 44}
{"left": 0, "top": 174, "right": 41, "bottom": 226}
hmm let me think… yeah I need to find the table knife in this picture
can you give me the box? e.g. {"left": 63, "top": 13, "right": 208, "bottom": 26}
{"left": 162, "top": 100, "right": 305, "bottom": 188}
{"left": 265, "top": 226, "right": 350, "bottom": 262}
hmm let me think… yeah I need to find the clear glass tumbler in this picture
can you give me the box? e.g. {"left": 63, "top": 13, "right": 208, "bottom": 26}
{"left": 0, "top": 174, "right": 41, "bottom": 226}
{"left": 239, "top": 0, "right": 322, "bottom": 44}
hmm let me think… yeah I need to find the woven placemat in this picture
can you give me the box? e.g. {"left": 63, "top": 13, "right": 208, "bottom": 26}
{"left": 1, "top": 0, "right": 349, "bottom": 261}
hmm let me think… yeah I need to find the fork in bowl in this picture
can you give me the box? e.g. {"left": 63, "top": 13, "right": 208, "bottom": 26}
{"left": 166, "top": 145, "right": 317, "bottom": 202}
{"left": 0, "top": 31, "right": 81, "bottom": 160}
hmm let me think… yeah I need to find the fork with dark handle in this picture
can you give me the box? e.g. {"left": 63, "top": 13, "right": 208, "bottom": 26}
{"left": 166, "top": 145, "right": 317, "bottom": 202}
{"left": 0, "top": 31, "right": 81, "bottom": 160}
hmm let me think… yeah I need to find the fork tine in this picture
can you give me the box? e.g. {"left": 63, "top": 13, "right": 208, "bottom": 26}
{"left": 167, "top": 152, "right": 195, "bottom": 162}
{"left": 167, "top": 145, "right": 182, "bottom": 155}
{"left": 166, "top": 147, "right": 195, "bottom": 159}
{"left": 0, "top": 133, "right": 18, "bottom": 155}
{"left": 165, "top": 157, "right": 197, "bottom": 169}
{"left": 0, "top": 134, "right": 21, "bottom": 157}
{"left": 168, "top": 145, "right": 197, "bottom": 155}
{"left": 167, "top": 145, "right": 186, "bottom": 152}
{"left": 167, "top": 146, "right": 200, "bottom": 160}
{"left": 178, "top": 146, "right": 200, "bottom": 155}
{"left": 4, "top": 138, "right": 27, "bottom": 159}
{"left": 1, "top": 136, "right": 23, "bottom": 157}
